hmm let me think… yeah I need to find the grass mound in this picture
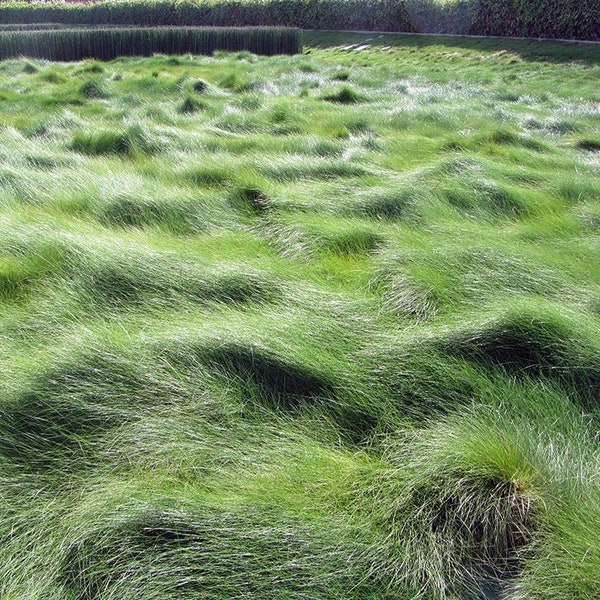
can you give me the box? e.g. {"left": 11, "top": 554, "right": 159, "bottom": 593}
{"left": 79, "top": 77, "right": 108, "bottom": 99}
{"left": 258, "top": 156, "right": 367, "bottom": 181}
{"left": 75, "top": 251, "right": 277, "bottom": 310}
{"left": 353, "top": 187, "right": 421, "bottom": 221}
{"left": 58, "top": 498, "right": 377, "bottom": 600}
{"left": 177, "top": 95, "right": 207, "bottom": 114}
{"left": 440, "top": 179, "right": 530, "bottom": 220}
{"left": 0, "top": 255, "right": 38, "bottom": 302}
{"left": 362, "top": 405, "right": 543, "bottom": 599}
{"left": 0, "top": 351, "right": 146, "bottom": 471}
{"left": 321, "top": 85, "right": 364, "bottom": 104}
{"left": 160, "top": 335, "right": 381, "bottom": 443}
{"left": 97, "top": 193, "right": 207, "bottom": 233}
{"left": 184, "top": 164, "right": 232, "bottom": 187}
{"left": 169, "top": 341, "right": 335, "bottom": 408}
{"left": 263, "top": 215, "right": 384, "bottom": 258}
{"left": 69, "top": 125, "right": 159, "bottom": 158}
{"left": 228, "top": 182, "right": 272, "bottom": 215}
{"left": 441, "top": 303, "right": 600, "bottom": 401}
{"left": 479, "top": 128, "right": 549, "bottom": 153}
{"left": 576, "top": 137, "right": 600, "bottom": 152}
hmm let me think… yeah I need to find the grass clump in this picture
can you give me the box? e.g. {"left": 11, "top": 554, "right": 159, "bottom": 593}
{"left": 95, "top": 191, "right": 212, "bottom": 234}
{"left": 0, "top": 255, "right": 39, "bottom": 302}
{"left": 576, "top": 137, "right": 600, "bottom": 152}
{"left": 38, "top": 69, "right": 66, "bottom": 84}
{"left": 69, "top": 248, "right": 277, "bottom": 310}
{"left": 441, "top": 303, "right": 600, "bottom": 389}
{"left": 69, "top": 125, "right": 158, "bottom": 157}
{"left": 79, "top": 77, "right": 108, "bottom": 99}
{"left": 264, "top": 215, "right": 384, "bottom": 259}
{"left": 21, "top": 60, "right": 38, "bottom": 74}
{"left": 354, "top": 187, "right": 421, "bottom": 221}
{"left": 331, "top": 69, "right": 350, "bottom": 81}
{"left": 188, "top": 342, "right": 336, "bottom": 409}
{"left": 52, "top": 485, "right": 382, "bottom": 600}
{"left": 192, "top": 78, "right": 209, "bottom": 93}
{"left": 321, "top": 85, "right": 364, "bottom": 104}
{"left": 0, "top": 348, "right": 147, "bottom": 471}
{"left": 177, "top": 95, "right": 207, "bottom": 114}
{"left": 228, "top": 183, "right": 271, "bottom": 215}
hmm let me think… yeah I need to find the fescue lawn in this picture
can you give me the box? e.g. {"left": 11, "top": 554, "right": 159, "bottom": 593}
{"left": 0, "top": 32, "right": 599, "bottom": 599}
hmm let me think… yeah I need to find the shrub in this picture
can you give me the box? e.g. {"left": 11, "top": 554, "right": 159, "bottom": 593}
{"left": 406, "top": 0, "right": 476, "bottom": 35}
{"left": 0, "top": 0, "right": 414, "bottom": 33}
{"left": 470, "top": 0, "right": 600, "bottom": 41}
{"left": 0, "top": 26, "right": 303, "bottom": 61}
{"left": 0, "top": 0, "right": 596, "bottom": 40}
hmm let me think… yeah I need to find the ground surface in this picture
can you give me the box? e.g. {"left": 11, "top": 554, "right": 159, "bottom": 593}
{"left": 0, "top": 33, "right": 599, "bottom": 599}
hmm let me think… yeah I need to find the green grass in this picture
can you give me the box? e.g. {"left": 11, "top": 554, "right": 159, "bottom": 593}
{"left": 0, "top": 34, "right": 599, "bottom": 599}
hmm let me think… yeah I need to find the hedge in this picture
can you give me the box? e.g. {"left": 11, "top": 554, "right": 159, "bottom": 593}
{"left": 0, "top": 26, "right": 303, "bottom": 60}
{"left": 0, "top": 0, "right": 414, "bottom": 33}
{"left": 0, "top": 0, "right": 597, "bottom": 41}
{"left": 469, "top": 0, "right": 600, "bottom": 42}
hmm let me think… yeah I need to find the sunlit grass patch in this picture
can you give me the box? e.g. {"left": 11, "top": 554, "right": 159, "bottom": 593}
{"left": 261, "top": 213, "right": 385, "bottom": 259}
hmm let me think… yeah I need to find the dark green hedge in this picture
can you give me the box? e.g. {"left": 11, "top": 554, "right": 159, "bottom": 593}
{"left": 405, "top": 0, "right": 475, "bottom": 35}
{"left": 0, "top": 0, "right": 597, "bottom": 41}
{"left": 0, "top": 26, "right": 302, "bottom": 60}
{"left": 0, "top": 0, "right": 414, "bottom": 33}
{"left": 469, "top": 0, "right": 600, "bottom": 41}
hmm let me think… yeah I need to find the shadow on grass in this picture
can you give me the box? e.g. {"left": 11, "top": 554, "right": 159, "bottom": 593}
{"left": 305, "top": 31, "right": 600, "bottom": 65}
{"left": 163, "top": 341, "right": 379, "bottom": 444}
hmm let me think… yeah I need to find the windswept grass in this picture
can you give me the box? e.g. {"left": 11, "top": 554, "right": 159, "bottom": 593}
{"left": 0, "top": 34, "right": 599, "bottom": 600}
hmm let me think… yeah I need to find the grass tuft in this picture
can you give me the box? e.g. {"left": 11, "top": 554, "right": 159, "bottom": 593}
{"left": 177, "top": 95, "right": 207, "bottom": 114}
{"left": 576, "top": 137, "right": 600, "bottom": 152}
{"left": 21, "top": 60, "right": 38, "bottom": 74}
{"left": 440, "top": 303, "right": 600, "bottom": 404}
{"left": 79, "top": 77, "right": 108, "bottom": 99}
{"left": 321, "top": 85, "right": 364, "bottom": 104}
{"left": 192, "top": 78, "right": 209, "bottom": 93}
{"left": 228, "top": 183, "right": 271, "bottom": 215}
{"left": 69, "top": 125, "right": 158, "bottom": 157}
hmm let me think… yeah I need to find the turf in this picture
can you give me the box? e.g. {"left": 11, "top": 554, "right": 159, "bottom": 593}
{"left": 0, "top": 34, "right": 599, "bottom": 599}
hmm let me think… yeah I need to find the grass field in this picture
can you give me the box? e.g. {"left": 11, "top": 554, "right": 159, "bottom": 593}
{"left": 0, "top": 32, "right": 599, "bottom": 599}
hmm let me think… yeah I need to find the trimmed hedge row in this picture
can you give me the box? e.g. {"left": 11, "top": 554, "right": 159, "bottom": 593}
{"left": 470, "top": 0, "right": 600, "bottom": 42}
{"left": 0, "top": 26, "right": 303, "bottom": 60}
{"left": 0, "top": 0, "right": 414, "bottom": 33}
{"left": 0, "top": 0, "right": 597, "bottom": 41}
{"left": 406, "top": 0, "right": 475, "bottom": 36}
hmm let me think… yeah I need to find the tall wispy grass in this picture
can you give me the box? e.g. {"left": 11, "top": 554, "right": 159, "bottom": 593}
{"left": 0, "top": 33, "right": 599, "bottom": 600}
